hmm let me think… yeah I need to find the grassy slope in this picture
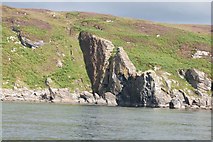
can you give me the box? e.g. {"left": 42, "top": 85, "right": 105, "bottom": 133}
{"left": 1, "top": 6, "right": 212, "bottom": 92}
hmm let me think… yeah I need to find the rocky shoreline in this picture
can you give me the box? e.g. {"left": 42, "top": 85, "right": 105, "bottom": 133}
{"left": 1, "top": 88, "right": 212, "bottom": 110}
{"left": 0, "top": 88, "right": 117, "bottom": 106}
{"left": 78, "top": 32, "right": 212, "bottom": 110}
{"left": 1, "top": 31, "right": 212, "bottom": 111}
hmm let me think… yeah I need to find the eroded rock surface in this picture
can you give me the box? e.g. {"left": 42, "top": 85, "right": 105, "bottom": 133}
{"left": 184, "top": 69, "right": 211, "bottom": 92}
{"left": 78, "top": 32, "right": 212, "bottom": 109}
{"left": 78, "top": 32, "right": 115, "bottom": 93}
{"left": 1, "top": 88, "right": 109, "bottom": 106}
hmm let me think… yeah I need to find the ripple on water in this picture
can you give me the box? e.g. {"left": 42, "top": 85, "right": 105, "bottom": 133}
{"left": 2, "top": 102, "right": 211, "bottom": 140}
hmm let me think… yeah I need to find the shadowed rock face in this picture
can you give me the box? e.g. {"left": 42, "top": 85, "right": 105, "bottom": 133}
{"left": 184, "top": 69, "right": 211, "bottom": 92}
{"left": 100, "top": 47, "right": 137, "bottom": 96}
{"left": 101, "top": 47, "right": 170, "bottom": 107}
{"left": 79, "top": 32, "right": 169, "bottom": 107}
{"left": 78, "top": 32, "right": 212, "bottom": 108}
{"left": 78, "top": 32, "right": 115, "bottom": 93}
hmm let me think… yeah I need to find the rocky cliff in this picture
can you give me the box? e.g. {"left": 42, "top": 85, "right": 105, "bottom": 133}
{"left": 79, "top": 32, "right": 115, "bottom": 93}
{"left": 79, "top": 31, "right": 212, "bottom": 109}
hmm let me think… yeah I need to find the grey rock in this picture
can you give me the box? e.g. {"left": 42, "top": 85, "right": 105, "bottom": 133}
{"left": 93, "top": 93, "right": 100, "bottom": 100}
{"left": 191, "top": 105, "right": 199, "bottom": 109}
{"left": 44, "top": 78, "right": 56, "bottom": 101}
{"left": 103, "top": 92, "right": 117, "bottom": 106}
{"left": 171, "top": 89, "right": 191, "bottom": 106}
{"left": 169, "top": 98, "right": 181, "bottom": 109}
{"left": 45, "top": 77, "right": 53, "bottom": 86}
{"left": 79, "top": 98, "right": 87, "bottom": 104}
{"left": 71, "top": 92, "right": 80, "bottom": 100}
{"left": 180, "top": 68, "right": 212, "bottom": 108}
{"left": 197, "top": 94, "right": 211, "bottom": 107}
{"left": 12, "top": 26, "right": 21, "bottom": 33}
{"left": 33, "top": 40, "right": 44, "bottom": 48}
{"left": 192, "top": 50, "right": 210, "bottom": 59}
{"left": 79, "top": 32, "right": 115, "bottom": 93}
{"left": 78, "top": 32, "right": 172, "bottom": 107}
{"left": 18, "top": 33, "right": 44, "bottom": 48}
{"left": 184, "top": 69, "right": 211, "bottom": 91}
{"left": 1, "top": 88, "right": 79, "bottom": 104}
{"left": 56, "top": 59, "right": 63, "bottom": 68}
{"left": 178, "top": 69, "right": 186, "bottom": 79}
{"left": 79, "top": 91, "right": 95, "bottom": 103}
{"left": 96, "top": 97, "right": 107, "bottom": 105}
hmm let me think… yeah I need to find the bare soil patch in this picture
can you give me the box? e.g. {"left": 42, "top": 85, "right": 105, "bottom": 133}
{"left": 134, "top": 22, "right": 177, "bottom": 36}
{"left": 172, "top": 24, "right": 211, "bottom": 35}
{"left": 3, "top": 17, "right": 51, "bottom": 31}
{"left": 178, "top": 43, "right": 211, "bottom": 59}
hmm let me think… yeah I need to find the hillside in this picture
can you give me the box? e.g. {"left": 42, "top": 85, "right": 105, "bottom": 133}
{"left": 1, "top": 5, "right": 212, "bottom": 93}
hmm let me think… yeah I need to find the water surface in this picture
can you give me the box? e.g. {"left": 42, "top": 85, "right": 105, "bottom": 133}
{"left": 2, "top": 102, "right": 212, "bottom": 140}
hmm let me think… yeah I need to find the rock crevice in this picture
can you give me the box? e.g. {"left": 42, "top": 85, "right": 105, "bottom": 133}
{"left": 78, "top": 32, "right": 212, "bottom": 109}
{"left": 78, "top": 32, "right": 115, "bottom": 93}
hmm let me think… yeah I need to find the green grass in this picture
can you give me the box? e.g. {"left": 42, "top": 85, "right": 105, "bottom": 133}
{"left": 2, "top": 6, "right": 211, "bottom": 93}
{"left": 2, "top": 13, "right": 90, "bottom": 90}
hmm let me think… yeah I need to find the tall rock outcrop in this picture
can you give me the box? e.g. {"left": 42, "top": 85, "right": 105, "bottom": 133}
{"left": 100, "top": 47, "right": 171, "bottom": 107}
{"left": 78, "top": 32, "right": 115, "bottom": 93}
{"left": 100, "top": 47, "right": 137, "bottom": 97}
{"left": 79, "top": 32, "right": 211, "bottom": 108}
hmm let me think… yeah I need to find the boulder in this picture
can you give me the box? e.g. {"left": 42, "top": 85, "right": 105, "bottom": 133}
{"left": 45, "top": 77, "right": 53, "bottom": 86}
{"left": 193, "top": 95, "right": 211, "bottom": 107}
{"left": 56, "top": 59, "right": 63, "bottom": 68}
{"left": 184, "top": 69, "right": 211, "bottom": 91}
{"left": 171, "top": 89, "right": 191, "bottom": 105}
{"left": 192, "top": 50, "right": 210, "bottom": 59}
{"left": 17, "top": 33, "right": 44, "bottom": 48}
{"left": 103, "top": 92, "right": 117, "bottom": 106}
{"left": 79, "top": 91, "right": 95, "bottom": 103}
{"left": 169, "top": 98, "right": 181, "bottom": 109}
{"left": 93, "top": 93, "right": 100, "bottom": 100}
{"left": 181, "top": 69, "right": 212, "bottom": 108}
{"left": 79, "top": 98, "right": 87, "bottom": 104}
{"left": 96, "top": 97, "right": 107, "bottom": 105}
{"left": 113, "top": 70, "right": 171, "bottom": 107}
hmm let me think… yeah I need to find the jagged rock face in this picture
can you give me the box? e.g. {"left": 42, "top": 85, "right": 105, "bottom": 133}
{"left": 79, "top": 32, "right": 170, "bottom": 107}
{"left": 78, "top": 32, "right": 212, "bottom": 108}
{"left": 178, "top": 68, "right": 212, "bottom": 107}
{"left": 116, "top": 71, "right": 157, "bottom": 107}
{"left": 78, "top": 32, "right": 115, "bottom": 93}
{"left": 184, "top": 69, "right": 211, "bottom": 92}
{"left": 100, "top": 47, "right": 137, "bottom": 96}
{"left": 113, "top": 70, "right": 172, "bottom": 107}
{"left": 102, "top": 47, "right": 171, "bottom": 107}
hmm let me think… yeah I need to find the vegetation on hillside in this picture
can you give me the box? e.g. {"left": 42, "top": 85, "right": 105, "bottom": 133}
{"left": 1, "top": 6, "right": 212, "bottom": 92}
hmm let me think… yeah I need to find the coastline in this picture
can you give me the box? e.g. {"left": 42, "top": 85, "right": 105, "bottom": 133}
{"left": 0, "top": 88, "right": 116, "bottom": 106}
{"left": 1, "top": 88, "right": 212, "bottom": 110}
